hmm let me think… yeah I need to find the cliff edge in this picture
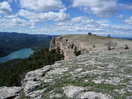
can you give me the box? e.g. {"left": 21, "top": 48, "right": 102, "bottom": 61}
{"left": 0, "top": 35, "right": 132, "bottom": 99}
{"left": 49, "top": 34, "right": 132, "bottom": 59}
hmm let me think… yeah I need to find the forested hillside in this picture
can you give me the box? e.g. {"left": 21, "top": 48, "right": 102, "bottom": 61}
{"left": 0, "top": 48, "right": 64, "bottom": 86}
{"left": 0, "top": 32, "right": 57, "bottom": 57}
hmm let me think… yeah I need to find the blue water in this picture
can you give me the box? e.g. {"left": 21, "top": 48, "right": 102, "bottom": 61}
{"left": 0, "top": 48, "right": 34, "bottom": 62}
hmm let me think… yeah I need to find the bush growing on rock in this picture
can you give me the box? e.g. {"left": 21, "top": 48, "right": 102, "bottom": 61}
{"left": 124, "top": 44, "right": 129, "bottom": 50}
{"left": 71, "top": 43, "right": 74, "bottom": 49}
{"left": 107, "top": 34, "right": 111, "bottom": 38}
{"left": 93, "top": 44, "right": 96, "bottom": 48}
{"left": 74, "top": 47, "right": 81, "bottom": 56}
{"left": 88, "top": 32, "right": 92, "bottom": 35}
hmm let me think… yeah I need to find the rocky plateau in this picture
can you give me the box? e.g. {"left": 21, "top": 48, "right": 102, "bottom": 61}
{"left": 0, "top": 34, "right": 132, "bottom": 99}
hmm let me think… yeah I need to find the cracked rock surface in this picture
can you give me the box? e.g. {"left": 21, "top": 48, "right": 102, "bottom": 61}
{"left": 0, "top": 86, "right": 22, "bottom": 99}
{"left": 1, "top": 35, "right": 132, "bottom": 99}
{"left": 18, "top": 49, "right": 132, "bottom": 99}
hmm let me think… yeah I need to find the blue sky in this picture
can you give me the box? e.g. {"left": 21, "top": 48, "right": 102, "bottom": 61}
{"left": 0, "top": 0, "right": 132, "bottom": 36}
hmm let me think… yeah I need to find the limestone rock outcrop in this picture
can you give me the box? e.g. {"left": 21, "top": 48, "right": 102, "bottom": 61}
{"left": 49, "top": 34, "right": 132, "bottom": 59}
{"left": 0, "top": 86, "right": 22, "bottom": 99}
{"left": 63, "top": 86, "right": 112, "bottom": 99}
{"left": 0, "top": 35, "right": 132, "bottom": 99}
{"left": 22, "top": 65, "right": 51, "bottom": 98}
{"left": 19, "top": 49, "right": 132, "bottom": 98}
{"left": 49, "top": 36, "right": 79, "bottom": 59}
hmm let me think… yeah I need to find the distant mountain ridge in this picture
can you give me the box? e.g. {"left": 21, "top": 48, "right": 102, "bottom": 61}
{"left": 113, "top": 37, "right": 132, "bottom": 40}
{"left": 0, "top": 32, "right": 58, "bottom": 57}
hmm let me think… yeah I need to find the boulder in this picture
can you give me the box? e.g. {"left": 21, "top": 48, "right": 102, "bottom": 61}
{"left": 24, "top": 65, "right": 51, "bottom": 82}
{"left": 63, "top": 86, "right": 113, "bottom": 99}
{"left": 26, "top": 89, "right": 46, "bottom": 98}
{"left": 24, "top": 81, "right": 42, "bottom": 96}
{"left": 63, "top": 85, "right": 86, "bottom": 98}
{"left": 77, "top": 92, "right": 112, "bottom": 99}
{"left": 0, "top": 86, "right": 22, "bottom": 99}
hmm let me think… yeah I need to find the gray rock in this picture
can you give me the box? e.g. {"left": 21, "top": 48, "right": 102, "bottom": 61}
{"left": 77, "top": 92, "right": 112, "bottom": 99}
{"left": 0, "top": 86, "right": 22, "bottom": 99}
{"left": 22, "top": 65, "right": 51, "bottom": 98}
{"left": 24, "top": 65, "right": 51, "bottom": 82}
{"left": 26, "top": 89, "right": 46, "bottom": 98}
{"left": 63, "top": 86, "right": 113, "bottom": 99}
{"left": 63, "top": 86, "right": 86, "bottom": 98}
{"left": 49, "top": 36, "right": 81, "bottom": 59}
{"left": 24, "top": 81, "right": 42, "bottom": 96}
{"left": 47, "top": 67, "right": 68, "bottom": 75}
{"left": 50, "top": 93, "right": 62, "bottom": 98}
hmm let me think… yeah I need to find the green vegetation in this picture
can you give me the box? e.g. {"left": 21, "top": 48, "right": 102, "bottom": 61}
{"left": 107, "top": 34, "right": 111, "bottom": 38}
{"left": 124, "top": 44, "right": 129, "bottom": 50}
{"left": 0, "top": 48, "right": 64, "bottom": 86}
{"left": 74, "top": 47, "right": 81, "bottom": 56}
{"left": 88, "top": 32, "right": 92, "bottom": 35}
{"left": 0, "top": 32, "right": 56, "bottom": 57}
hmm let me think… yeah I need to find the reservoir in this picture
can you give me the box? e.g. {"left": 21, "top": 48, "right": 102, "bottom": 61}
{"left": 0, "top": 48, "right": 34, "bottom": 62}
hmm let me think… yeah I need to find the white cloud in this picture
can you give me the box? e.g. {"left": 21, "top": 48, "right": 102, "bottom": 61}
{"left": 71, "top": 0, "right": 118, "bottom": 17}
{"left": 119, "top": 4, "right": 132, "bottom": 10}
{"left": 12, "top": 18, "right": 27, "bottom": 25}
{"left": 1, "top": 14, "right": 132, "bottom": 35}
{"left": 124, "top": 17, "right": 132, "bottom": 25}
{"left": 55, "top": 16, "right": 102, "bottom": 32}
{"left": 71, "top": 16, "right": 93, "bottom": 23}
{"left": 0, "top": 1, "right": 12, "bottom": 15}
{"left": 0, "top": 17, "right": 29, "bottom": 28}
{"left": 8, "top": 0, "right": 19, "bottom": 3}
{"left": 117, "top": 15, "right": 124, "bottom": 18}
{"left": 18, "top": 9, "right": 69, "bottom": 22}
{"left": 71, "top": 0, "right": 132, "bottom": 17}
{"left": 20, "top": 0, "right": 64, "bottom": 11}
{"left": 48, "top": 16, "right": 132, "bottom": 35}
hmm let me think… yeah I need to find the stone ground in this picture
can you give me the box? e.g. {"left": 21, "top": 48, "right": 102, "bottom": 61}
{"left": 18, "top": 49, "right": 132, "bottom": 99}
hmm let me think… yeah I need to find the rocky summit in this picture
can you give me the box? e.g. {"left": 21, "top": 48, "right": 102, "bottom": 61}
{"left": 0, "top": 35, "right": 132, "bottom": 99}
{"left": 50, "top": 34, "right": 132, "bottom": 59}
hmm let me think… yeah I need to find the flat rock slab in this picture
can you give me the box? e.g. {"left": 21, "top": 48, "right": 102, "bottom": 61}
{"left": 63, "top": 85, "right": 112, "bottom": 99}
{"left": 0, "top": 86, "right": 22, "bottom": 99}
{"left": 77, "top": 92, "right": 112, "bottom": 99}
{"left": 63, "top": 85, "right": 86, "bottom": 98}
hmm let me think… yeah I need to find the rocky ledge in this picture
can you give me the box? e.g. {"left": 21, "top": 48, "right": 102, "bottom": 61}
{"left": 0, "top": 86, "right": 22, "bottom": 99}
{"left": 49, "top": 34, "right": 132, "bottom": 59}
{"left": 1, "top": 49, "right": 132, "bottom": 99}
{"left": 0, "top": 35, "right": 132, "bottom": 99}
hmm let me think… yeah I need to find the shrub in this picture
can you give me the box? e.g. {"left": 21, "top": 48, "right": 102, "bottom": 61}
{"left": 124, "top": 44, "right": 129, "bottom": 50}
{"left": 0, "top": 48, "right": 64, "bottom": 86}
{"left": 88, "top": 32, "right": 92, "bottom": 35}
{"left": 71, "top": 43, "right": 74, "bottom": 49}
{"left": 93, "top": 44, "right": 96, "bottom": 48}
{"left": 107, "top": 34, "right": 111, "bottom": 38}
{"left": 74, "top": 47, "right": 81, "bottom": 56}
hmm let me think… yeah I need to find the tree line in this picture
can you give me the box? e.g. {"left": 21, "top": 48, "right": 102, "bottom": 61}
{"left": 0, "top": 48, "right": 64, "bottom": 86}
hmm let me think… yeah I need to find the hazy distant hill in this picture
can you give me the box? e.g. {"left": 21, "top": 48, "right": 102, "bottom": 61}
{"left": 114, "top": 37, "right": 132, "bottom": 40}
{"left": 0, "top": 32, "right": 57, "bottom": 57}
